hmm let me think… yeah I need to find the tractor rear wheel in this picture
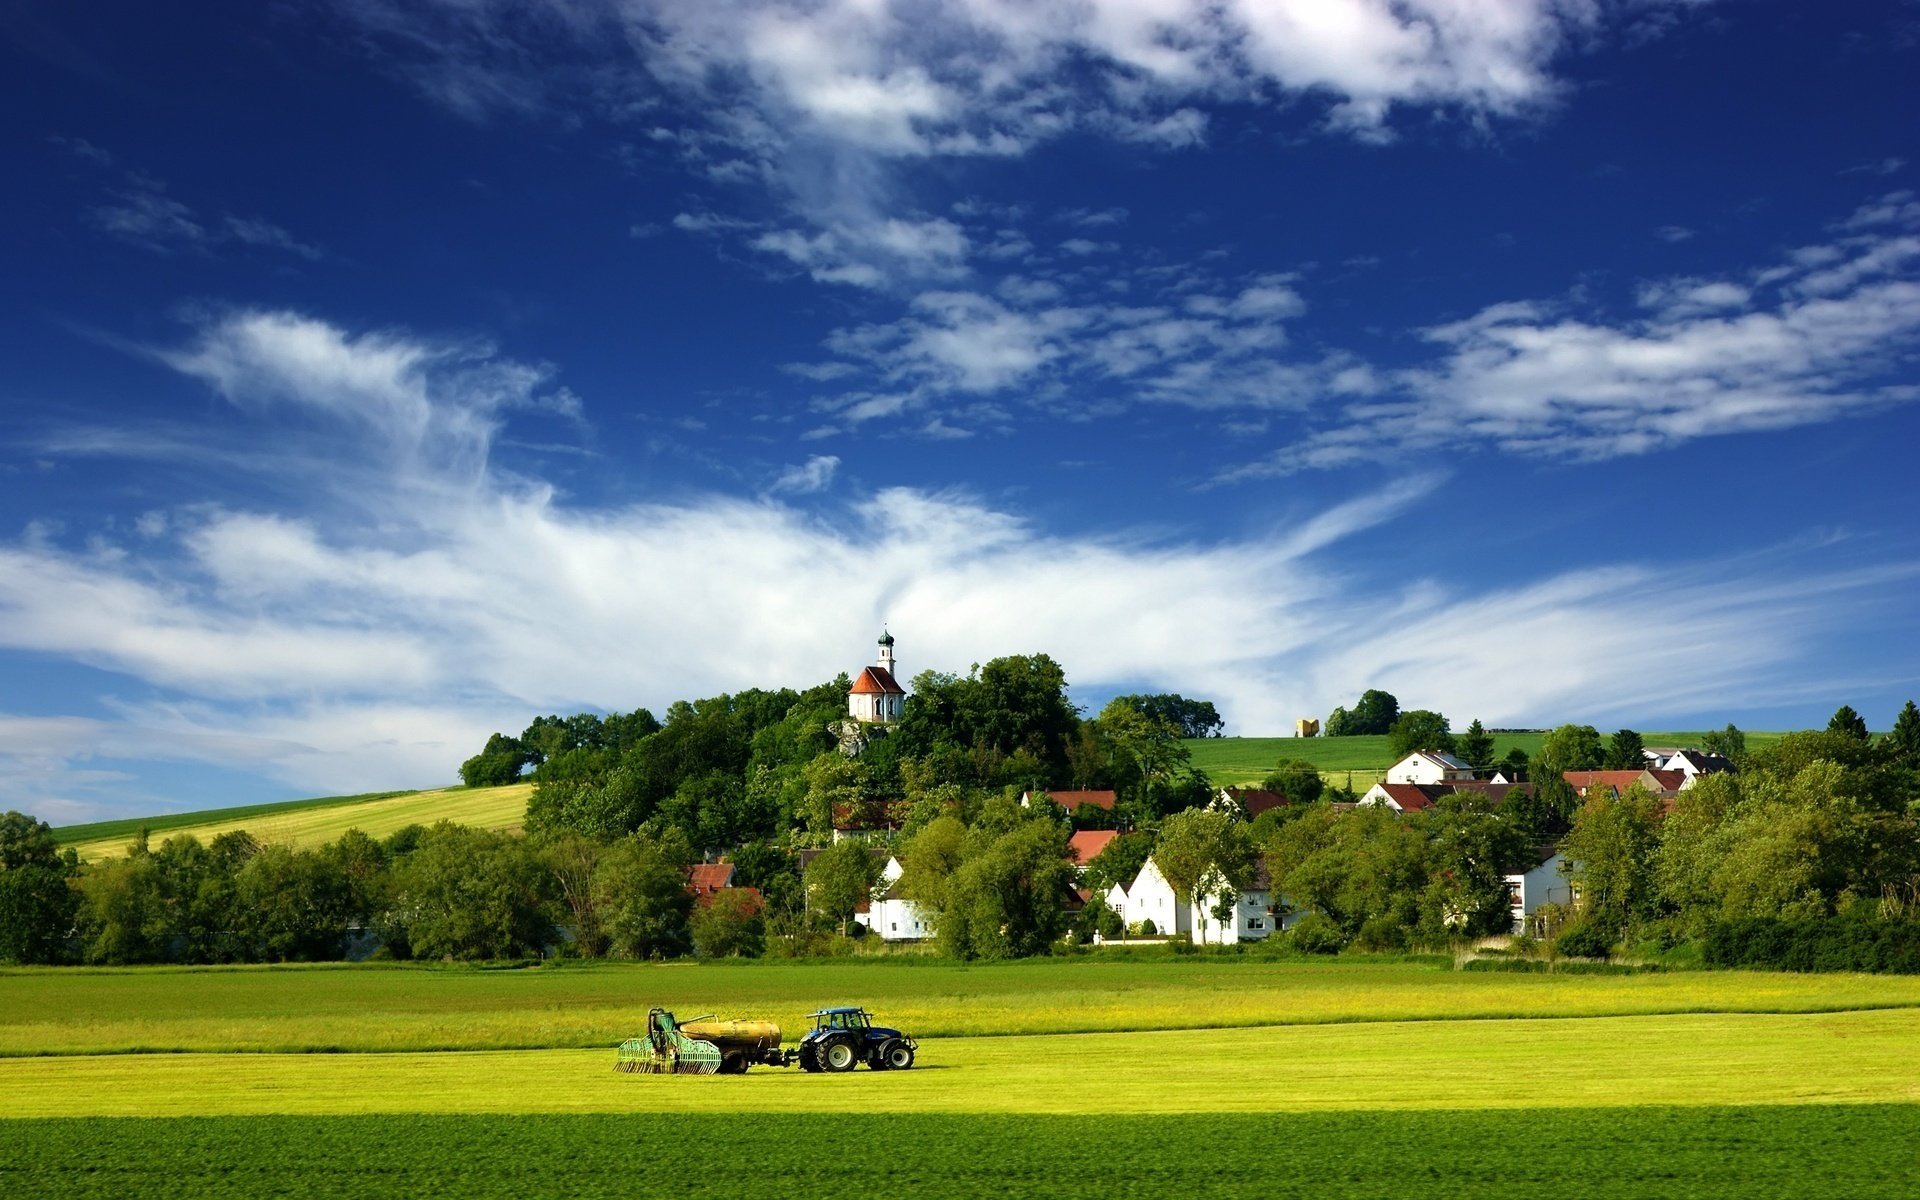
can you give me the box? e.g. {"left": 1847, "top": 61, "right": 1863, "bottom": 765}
{"left": 882, "top": 1042, "right": 915, "bottom": 1071}
{"left": 822, "top": 1039, "right": 858, "bottom": 1073}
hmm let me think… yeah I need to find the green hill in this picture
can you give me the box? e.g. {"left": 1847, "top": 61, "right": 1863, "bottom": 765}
{"left": 58, "top": 784, "right": 534, "bottom": 862}
{"left": 1185, "top": 732, "right": 1781, "bottom": 788}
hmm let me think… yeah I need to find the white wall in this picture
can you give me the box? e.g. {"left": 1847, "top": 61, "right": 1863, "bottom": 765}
{"left": 1505, "top": 852, "right": 1572, "bottom": 934}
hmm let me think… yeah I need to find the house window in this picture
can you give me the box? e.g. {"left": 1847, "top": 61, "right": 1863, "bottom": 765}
{"left": 1248, "top": 919, "right": 1265, "bottom": 930}
{"left": 889, "top": 923, "right": 897, "bottom": 932}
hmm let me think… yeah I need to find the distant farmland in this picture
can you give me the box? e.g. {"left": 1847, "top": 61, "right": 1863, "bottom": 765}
{"left": 58, "top": 784, "right": 533, "bottom": 862}
{"left": 1185, "top": 731, "right": 1782, "bottom": 787}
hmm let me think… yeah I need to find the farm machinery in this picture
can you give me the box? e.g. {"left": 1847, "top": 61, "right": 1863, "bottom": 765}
{"left": 616, "top": 1006, "right": 916, "bottom": 1075}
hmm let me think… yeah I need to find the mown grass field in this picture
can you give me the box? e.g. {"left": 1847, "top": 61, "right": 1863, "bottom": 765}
{"left": 5, "top": 956, "right": 1915, "bottom": 1196}
{"left": 8, "top": 956, "right": 1920, "bottom": 1056}
{"left": 60, "top": 783, "right": 532, "bottom": 861}
{"left": 1186, "top": 730, "right": 1785, "bottom": 786}
{"left": 10, "top": 1108, "right": 1916, "bottom": 1200}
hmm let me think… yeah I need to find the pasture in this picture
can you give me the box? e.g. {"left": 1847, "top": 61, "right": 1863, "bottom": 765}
{"left": 1185, "top": 730, "right": 1781, "bottom": 786}
{"left": 59, "top": 783, "right": 532, "bottom": 862}
{"left": 4, "top": 955, "right": 1916, "bottom": 1197}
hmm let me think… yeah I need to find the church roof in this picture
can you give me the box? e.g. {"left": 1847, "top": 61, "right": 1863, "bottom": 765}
{"left": 850, "top": 665, "right": 905, "bottom": 695}
{"left": 877, "top": 630, "right": 895, "bottom": 646}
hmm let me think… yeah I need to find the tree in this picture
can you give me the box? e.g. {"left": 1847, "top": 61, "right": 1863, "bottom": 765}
{"left": 1827, "top": 705, "right": 1870, "bottom": 742}
{"left": 234, "top": 844, "right": 356, "bottom": 961}
{"left": 691, "top": 888, "right": 765, "bottom": 958}
{"left": 1415, "top": 796, "right": 1527, "bottom": 941}
{"left": 1605, "top": 729, "right": 1647, "bottom": 771}
{"left": 1345, "top": 690, "right": 1401, "bottom": 736}
{"left": 1096, "top": 698, "right": 1194, "bottom": 818}
{"left": 1457, "top": 720, "right": 1495, "bottom": 771}
{"left": 806, "top": 837, "right": 881, "bottom": 934}
{"left": 1701, "top": 724, "right": 1747, "bottom": 759}
{"left": 1153, "top": 808, "right": 1254, "bottom": 907}
{"left": 594, "top": 827, "right": 696, "bottom": 959}
{"left": 0, "top": 812, "right": 79, "bottom": 964}
{"left": 937, "top": 819, "right": 1075, "bottom": 959}
{"left": 1561, "top": 784, "right": 1664, "bottom": 945}
{"left": 1535, "top": 724, "right": 1605, "bottom": 777}
{"left": 1888, "top": 700, "right": 1920, "bottom": 771}
{"left": 896, "top": 814, "right": 968, "bottom": 916}
{"left": 391, "top": 823, "right": 557, "bottom": 961}
{"left": 1260, "top": 759, "right": 1324, "bottom": 805}
{"left": 460, "top": 732, "right": 535, "bottom": 787}
{"left": 1323, "top": 706, "right": 1352, "bottom": 738}
{"left": 1109, "top": 694, "right": 1225, "bottom": 739}
{"left": 1386, "top": 710, "right": 1454, "bottom": 759}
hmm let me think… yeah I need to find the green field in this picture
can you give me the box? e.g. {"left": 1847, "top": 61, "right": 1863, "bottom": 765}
{"left": 59, "top": 783, "right": 533, "bottom": 861}
{"left": 6, "top": 953, "right": 1917, "bottom": 1196}
{"left": 8, "top": 957, "right": 1920, "bottom": 1056}
{"left": 9, "top": 1108, "right": 1915, "bottom": 1200}
{"left": 1186, "top": 731, "right": 1783, "bottom": 787}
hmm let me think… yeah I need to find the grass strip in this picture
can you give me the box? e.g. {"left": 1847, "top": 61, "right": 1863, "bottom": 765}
{"left": 3, "top": 1107, "right": 1916, "bottom": 1199}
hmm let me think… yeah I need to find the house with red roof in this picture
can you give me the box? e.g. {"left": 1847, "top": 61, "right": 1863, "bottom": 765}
{"left": 1563, "top": 768, "right": 1686, "bottom": 800}
{"left": 1357, "top": 781, "right": 1447, "bottom": 812}
{"left": 1067, "top": 829, "right": 1118, "bottom": 869}
{"left": 1212, "top": 787, "right": 1289, "bottom": 819}
{"left": 686, "top": 862, "right": 735, "bottom": 896}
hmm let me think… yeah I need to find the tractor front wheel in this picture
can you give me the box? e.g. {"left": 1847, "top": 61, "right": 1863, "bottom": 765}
{"left": 822, "top": 1039, "right": 858, "bottom": 1073}
{"left": 881, "top": 1041, "right": 915, "bottom": 1071}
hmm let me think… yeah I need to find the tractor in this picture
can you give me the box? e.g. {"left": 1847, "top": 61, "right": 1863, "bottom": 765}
{"left": 796, "top": 1006, "right": 917, "bottom": 1072}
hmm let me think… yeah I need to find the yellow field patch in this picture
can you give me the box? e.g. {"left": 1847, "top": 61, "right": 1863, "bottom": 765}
{"left": 2, "top": 1010, "right": 1915, "bottom": 1118}
{"left": 67, "top": 784, "right": 534, "bottom": 861}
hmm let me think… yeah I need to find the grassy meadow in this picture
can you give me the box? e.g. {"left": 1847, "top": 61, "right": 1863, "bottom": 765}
{"left": 5, "top": 956, "right": 1918, "bottom": 1196}
{"left": 8, "top": 956, "right": 1920, "bottom": 1056}
{"left": 1186, "top": 730, "right": 1783, "bottom": 787}
{"left": 59, "top": 783, "right": 532, "bottom": 862}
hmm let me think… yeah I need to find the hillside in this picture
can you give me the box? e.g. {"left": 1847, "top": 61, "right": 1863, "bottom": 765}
{"left": 1184, "top": 732, "right": 1781, "bottom": 788}
{"left": 59, "top": 784, "right": 534, "bottom": 862}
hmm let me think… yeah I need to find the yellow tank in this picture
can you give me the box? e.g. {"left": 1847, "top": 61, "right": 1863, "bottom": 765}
{"left": 678, "top": 1018, "right": 784, "bottom": 1054}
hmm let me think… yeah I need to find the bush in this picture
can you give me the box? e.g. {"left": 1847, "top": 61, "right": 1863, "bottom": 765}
{"left": 1288, "top": 913, "right": 1348, "bottom": 954}
{"left": 1353, "top": 914, "right": 1408, "bottom": 952}
{"left": 1703, "top": 916, "right": 1920, "bottom": 974}
{"left": 1554, "top": 921, "right": 1613, "bottom": 960}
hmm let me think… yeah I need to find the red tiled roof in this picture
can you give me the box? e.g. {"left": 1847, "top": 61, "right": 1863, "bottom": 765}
{"left": 695, "top": 885, "right": 764, "bottom": 915}
{"left": 849, "top": 666, "right": 905, "bottom": 695}
{"left": 1037, "top": 789, "right": 1117, "bottom": 812}
{"left": 1564, "top": 770, "right": 1672, "bottom": 796}
{"left": 1225, "top": 787, "right": 1289, "bottom": 817}
{"left": 1067, "top": 829, "right": 1119, "bottom": 864}
{"left": 1645, "top": 769, "right": 1687, "bottom": 794}
{"left": 686, "top": 863, "right": 735, "bottom": 894}
{"left": 1376, "top": 783, "right": 1443, "bottom": 811}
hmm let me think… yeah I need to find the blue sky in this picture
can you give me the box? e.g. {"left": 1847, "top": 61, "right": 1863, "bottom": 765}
{"left": 3, "top": 0, "right": 1918, "bottom": 822}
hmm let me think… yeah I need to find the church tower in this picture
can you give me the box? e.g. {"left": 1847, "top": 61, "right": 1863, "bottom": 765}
{"left": 848, "top": 630, "right": 906, "bottom": 724}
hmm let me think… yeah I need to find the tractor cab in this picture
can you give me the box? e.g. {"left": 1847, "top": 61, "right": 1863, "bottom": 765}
{"left": 810, "top": 1006, "right": 872, "bottom": 1032}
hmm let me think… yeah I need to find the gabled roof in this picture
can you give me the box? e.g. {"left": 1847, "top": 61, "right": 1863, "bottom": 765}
{"left": 849, "top": 665, "right": 905, "bottom": 695}
{"left": 1401, "top": 749, "right": 1474, "bottom": 771}
{"left": 1668, "top": 749, "right": 1733, "bottom": 774}
{"left": 686, "top": 863, "right": 735, "bottom": 894}
{"left": 1067, "top": 829, "right": 1119, "bottom": 864}
{"left": 1374, "top": 782, "right": 1445, "bottom": 811}
{"left": 1029, "top": 789, "right": 1117, "bottom": 812}
{"left": 1224, "top": 787, "right": 1289, "bottom": 817}
{"left": 1644, "top": 769, "right": 1687, "bottom": 794}
{"left": 1564, "top": 769, "right": 1677, "bottom": 796}
{"left": 695, "top": 885, "right": 764, "bottom": 914}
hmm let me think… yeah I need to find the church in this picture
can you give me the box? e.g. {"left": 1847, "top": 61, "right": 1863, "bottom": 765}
{"left": 847, "top": 631, "right": 906, "bottom": 723}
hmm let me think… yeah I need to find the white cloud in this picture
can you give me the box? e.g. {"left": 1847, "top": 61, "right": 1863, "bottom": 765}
{"left": 89, "top": 176, "right": 323, "bottom": 260}
{"left": 11, "top": 305, "right": 1914, "bottom": 821}
{"left": 769, "top": 454, "right": 840, "bottom": 494}
{"left": 1235, "top": 199, "right": 1920, "bottom": 474}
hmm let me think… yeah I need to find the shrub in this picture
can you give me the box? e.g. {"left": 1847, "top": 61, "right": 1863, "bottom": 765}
{"left": 1554, "top": 921, "right": 1613, "bottom": 960}
{"left": 1288, "top": 912, "right": 1348, "bottom": 954}
{"left": 1353, "top": 914, "right": 1408, "bottom": 952}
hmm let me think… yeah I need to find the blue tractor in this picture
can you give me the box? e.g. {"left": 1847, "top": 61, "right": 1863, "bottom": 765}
{"left": 796, "top": 1006, "right": 917, "bottom": 1072}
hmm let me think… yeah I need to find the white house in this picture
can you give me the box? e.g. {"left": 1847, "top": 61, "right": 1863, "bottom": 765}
{"left": 1503, "top": 850, "right": 1572, "bottom": 935}
{"left": 1190, "top": 862, "right": 1287, "bottom": 945}
{"left": 1385, "top": 750, "right": 1476, "bottom": 785}
{"left": 847, "top": 631, "right": 906, "bottom": 724}
{"left": 1116, "top": 857, "right": 1189, "bottom": 937}
{"left": 1358, "top": 781, "right": 1443, "bottom": 812}
{"left": 855, "top": 856, "right": 933, "bottom": 942}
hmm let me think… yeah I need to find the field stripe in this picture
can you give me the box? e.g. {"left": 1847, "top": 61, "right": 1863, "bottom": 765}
{"left": 3, "top": 1010, "right": 1916, "bottom": 1118}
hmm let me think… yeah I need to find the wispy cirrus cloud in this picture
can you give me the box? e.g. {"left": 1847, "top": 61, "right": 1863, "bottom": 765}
{"left": 8, "top": 303, "right": 1914, "bottom": 819}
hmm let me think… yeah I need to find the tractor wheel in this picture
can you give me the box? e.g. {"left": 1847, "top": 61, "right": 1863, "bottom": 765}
{"left": 882, "top": 1041, "right": 915, "bottom": 1071}
{"left": 798, "top": 1044, "right": 821, "bottom": 1072}
{"left": 822, "top": 1039, "right": 858, "bottom": 1073}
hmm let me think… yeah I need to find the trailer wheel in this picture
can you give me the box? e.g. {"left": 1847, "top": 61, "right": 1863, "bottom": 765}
{"left": 719, "top": 1053, "right": 747, "bottom": 1074}
{"left": 882, "top": 1042, "right": 915, "bottom": 1071}
{"left": 822, "top": 1039, "right": 858, "bottom": 1073}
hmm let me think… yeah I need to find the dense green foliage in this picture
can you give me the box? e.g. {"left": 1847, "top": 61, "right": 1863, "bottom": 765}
{"left": 1703, "top": 915, "right": 1920, "bottom": 973}
{"left": 6, "top": 1107, "right": 1918, "bottom": 1199}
